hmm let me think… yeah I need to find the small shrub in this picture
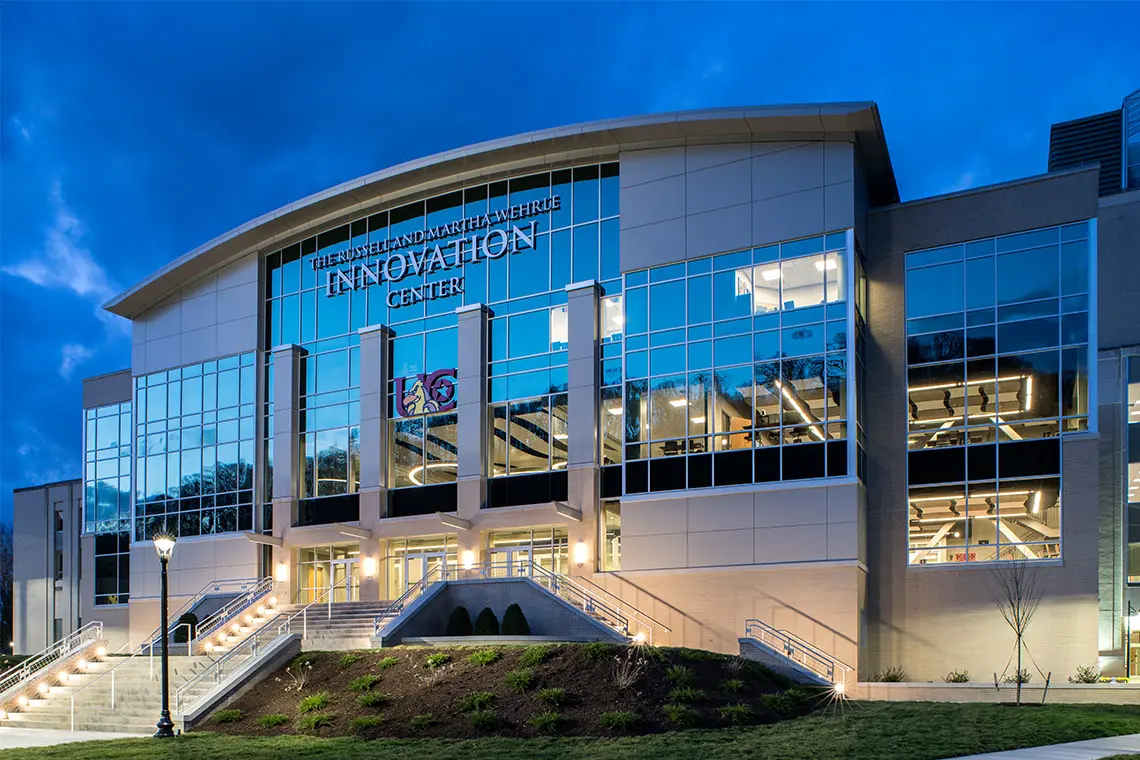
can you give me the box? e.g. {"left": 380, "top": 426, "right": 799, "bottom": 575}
{"left": 212, "top": 708, "right": 243, "bottom": 724}
{"left": 291, "top": 653, "right": 317, "bottom": 669}
{"left": 612, "top": 647, "right": 647, "bottom": 690}
{"left": 737, "top": 659, "right": 793, "bottom": 689}
{"left": 408, "top": 713, "right": 435, "bottom": 732}
{"left": 458, "top": 691, "right": 496, "bottom": 712}
{"left": 446, "top": 606, "right": 473, "bottom": 637}
{"left": 1070, "top": 665, "right": 1101, "bottom": 684}
{"left": 376, "top": 656, "right": 399, "bottom": 670}
{"left": 348, "top": 673, "right": 382, "bottom": 692}
{"left": 357, "top": 692, "right": 390, "bottom": 709}
{"left": 467, "top": 648, "right": 500, "bottom": 667}
{"left": 351, "top": 715, "right": 385, "bottom": 732}
{"left": 474, "top": 607, "right": 500, "bottom": 636}
{"left": 1003, "top": 668, "right": 1032, "bottom": 685}
{"left": 599, "top": 710, "right": 638, "bottom": 731}
{"left": 535, "top": 687, "right": 570, "bottom": 707}
{"left": 719, "top": 678, "right": 745, "bottom": 693}
{"left": 502, "top": 603, "right": 530, "bottom": 635}
{"left": 662, "top": 703, "right": 697, "bottom": 728}
{"left": 505, "top": 667, "right": 535, "bottom": 691}
{"left": 667, "top": 686, "right": 703, "bottom": 704}
{"left": 296, "top": 712, "right": 335, "bottom": 732}
{"left": 337, "top": 652, "right": 364, "bottom": 669}
{"left": 519, "top": 644, "right": 554, "bottom": 667}
{"left": 580, "top": 642, "right": 616, "bottom": 661}
{"left": 530, "top": 710, "right": 564, "bottom": 734}
{"left": 468, "top": 709, "right": 498, "bottom": 731}
{"left": 719, "top": 703, "right": 753, "bottom": 725}
{"left": 257, "top": 713, "right": 289, "bottom": 728}
{"left": 944, "top": 669, "right": 970, "bottom": 683}
{"left": 277, "top": 661, "right": 314, "bottom": 693}
{"left": 873, "top": 666, "right": 909, "bottom": 682}
{"left": 665, "top": 664, "right": 694, "bottom": 686}
{"left": 424, "top": 652, "right": 452, "bottom": 669}
{"left": 298, "top": 691, "right": 332, "bottom": 713}
{"left": 760, "top": 691, "right": 797, "bottom": 716}
{"left": 640, "top": 645, "right": 667, "bottom": 662}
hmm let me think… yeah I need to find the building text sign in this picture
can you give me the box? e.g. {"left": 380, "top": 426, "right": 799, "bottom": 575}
{"left": 321, "top": 195, "right": 560, "bottom": 306}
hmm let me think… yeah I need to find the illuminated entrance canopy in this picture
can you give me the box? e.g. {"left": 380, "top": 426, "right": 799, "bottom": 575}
{"left": 322, "top": 195, "right": 561, "bottom": 304}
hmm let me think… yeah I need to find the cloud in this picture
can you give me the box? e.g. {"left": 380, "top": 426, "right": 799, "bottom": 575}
{"left": 59, "top": 343, "right": 95, "bottom": 379}
{"left": 10, "top": 116, "right": 32, "bottom": 143}
{"left": 12, "top": 418, "right": 79, "bottom": 487}
{"left": 939, "top": 170, "right": 980, "bottom": 195}
{"left": 2, "top": 180, "right": 129, "bottom": 335}
{"left": 3, "top": 180, "right": 116, "bottom": 302}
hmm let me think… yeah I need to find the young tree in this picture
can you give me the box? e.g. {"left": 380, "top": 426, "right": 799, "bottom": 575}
{"left": 991, "top": 558, "right": 1047, "bottom": 706}
{"left": 0, "top": 523, "right": 13, "bottom": 654}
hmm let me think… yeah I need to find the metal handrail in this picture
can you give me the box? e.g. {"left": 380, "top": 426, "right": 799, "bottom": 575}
{"left": 68, "top": 641, "right": 148, "bottom": 730}
{"left": 574, "top": 574, "right": 673, "bottom": 633}
{"left": 193, "top": 577, "right": 276, "bottom": 646}
{"left": 372, "top": 561, "right": 668, "bottom": 644}
{"left": 372, "top": 565, "right": 446, "bottom": 635}
{"left": 743, "top": 619, "right": 852, "bottom": 684}
{"left": 174, "top": 577, "right": 350, "bottom": 714}
{"left": 0, "top": 622, "right": 103, "bottom": 704}
{"left": 137, "top": 577, "right": 266, "bottom": 654}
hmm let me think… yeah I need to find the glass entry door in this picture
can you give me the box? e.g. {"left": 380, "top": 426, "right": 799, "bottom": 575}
{"left": 298, "top": 544, "right": 360, "bottom": 603}
{"left": 489, "top": 546, "right": 532, "bottom": 577}
{"left": 406, "top": 552, "right": 448, "bottom": 588}
{"left": 330, "top": 558, "right": 360, "bottom": 603}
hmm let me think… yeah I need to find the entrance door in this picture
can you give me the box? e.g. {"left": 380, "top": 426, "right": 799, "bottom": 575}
{"left": 490, "top": 546, "right": 532, "bottom": 577}
{"left": 330, "top": 558, "right": 360, "bottom": 603}
{"left": 404, "top": 552, "right": 448, "bottom": 592}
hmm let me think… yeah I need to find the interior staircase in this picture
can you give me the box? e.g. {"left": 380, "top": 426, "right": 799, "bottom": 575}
{"left": 276, "top": 600, "right": 392, "bottom": 650}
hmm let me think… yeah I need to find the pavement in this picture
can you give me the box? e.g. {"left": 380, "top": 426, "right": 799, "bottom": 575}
{"left": 0, "top": 726, "right": 149, "bottom": 750}
{"left": 949, "top": 733, "right": 1140, "bottom": 759}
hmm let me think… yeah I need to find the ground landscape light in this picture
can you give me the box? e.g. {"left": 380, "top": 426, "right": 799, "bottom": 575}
{"left": 96, "top": 646, "right": 106, "bottom": 658}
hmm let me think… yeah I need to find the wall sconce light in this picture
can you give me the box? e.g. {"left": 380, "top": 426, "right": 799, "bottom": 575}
{"left": 572, "top": 540, "right": 589, "bottom": 568}
{"left": 362, "top": 556, "right": 377, "bottom": 578}
{"left": 461, "top": 550, "right": 476, "bottom": 570}
{"left": 275, "top": 562, "right": 289, "bottom": 582}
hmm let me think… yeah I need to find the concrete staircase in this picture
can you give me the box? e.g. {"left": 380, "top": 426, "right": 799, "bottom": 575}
{"left": 275, "top": 600, "right": 392, "bottom": 651}
{"left": 0, "top": 655, "right": 241, "bottom": 733}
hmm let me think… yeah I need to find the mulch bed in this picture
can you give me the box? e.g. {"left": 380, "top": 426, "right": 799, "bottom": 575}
{"left": 203, "top": 644, "right": 818, "bottom": 739}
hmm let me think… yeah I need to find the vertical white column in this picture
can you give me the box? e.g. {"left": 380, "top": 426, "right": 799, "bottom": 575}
{"left": 566, "top": 280, "right": 602, "bottom": 577}
{"left": 270, "top": 343, "right": 305, "bottom": 598}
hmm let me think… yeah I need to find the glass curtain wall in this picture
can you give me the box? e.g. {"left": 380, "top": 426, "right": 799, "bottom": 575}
{"left": 1126, "top": 356, "right": 1140, "bottom": 582}
{"left": 264, "top": 164, "right": 619, "bottom": 519}
{"left": 85, "top": 401, "right": 132, "bottom": 605}
{"left": 622, "top": 232, "right": 851, "bottom": 494}
{"left": 904, "top": 222, "right": 1092, "bottom": 564}
{"left": 134, "top": 353, "right": 257, "bottom": 540}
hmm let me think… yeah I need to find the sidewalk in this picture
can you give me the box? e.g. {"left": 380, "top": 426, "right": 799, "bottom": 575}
{"left": 949, "top": 733, "right": 1140, "bottom": 759}
{"left": 0, "top": 726, "right": 148, "bottom": 750}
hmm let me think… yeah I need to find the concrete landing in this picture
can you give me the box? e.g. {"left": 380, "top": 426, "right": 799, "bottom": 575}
{"left": 0, "top": 726, "right": 148, "bottom": 750}
{"left": 949, "top": 732, "right": 1140, "bottom": 759}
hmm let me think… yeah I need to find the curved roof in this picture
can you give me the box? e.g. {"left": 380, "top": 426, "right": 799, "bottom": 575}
{"left": 106, "top": 102, "right": 897, "bottom": 319}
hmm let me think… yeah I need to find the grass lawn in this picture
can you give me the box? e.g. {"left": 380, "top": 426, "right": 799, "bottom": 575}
{"left": 6, "top": 702, "right": 1140, "bottom": 760}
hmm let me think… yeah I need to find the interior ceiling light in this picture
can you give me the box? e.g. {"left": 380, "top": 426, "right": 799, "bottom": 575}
{"left": 759, "top": 268, "right": 781, "bottom": 281}
{"left": 813, "top": 259, "right": 838, "bottom": 272}
{"left": 607, "top": 407, "right": 623, "bottom": 416}
{"left": 690, "top": 416, "right": 706, "bottom": 424}
{"left": 407, "top": 462, "right": 458, "bottom": 486}
{"left": 553, "top": 433, "right": 568, "bottom": 441}
{"left": 669, "top": 399, "right": 687, "bottom": 407}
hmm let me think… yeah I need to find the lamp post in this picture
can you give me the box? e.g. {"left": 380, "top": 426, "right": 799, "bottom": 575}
{"left": 152, "top": 534, "right": 177, "bottom": 739}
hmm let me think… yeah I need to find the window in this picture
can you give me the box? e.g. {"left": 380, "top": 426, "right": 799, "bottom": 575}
{"left": 54, "top": 551, "right": 63, "bottom": 582}
{"left": 599, "top": 501, "right": 621, "bottom": 571}
{"left": 94, "top": 531, "right": 130, "bottom": 605}
{"left": 84, "top": 401, "right": 131, "bottom": 534}
{"left": 1126, "top": 356, "right": 1140, "bottom": 582}
{"left": 487, "top": 527, "right": 568, "bottom": 574}
{"left": 622, "top": 232, "right": 852, "bottom": 494}
{"left": 134, "top": 353, "right": 256, "bottom": 541}
{"left": 904, "top": 222, "right": 1092, "bottom": 564}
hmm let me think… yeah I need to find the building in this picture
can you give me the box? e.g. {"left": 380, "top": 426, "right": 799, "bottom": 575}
{"left": 12, "top": 91, "right": 1140, "bottom": 683}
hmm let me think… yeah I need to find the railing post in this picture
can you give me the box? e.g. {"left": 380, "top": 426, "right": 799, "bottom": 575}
{"left": 111, "top": 669, "right": 115, "bottom": 710}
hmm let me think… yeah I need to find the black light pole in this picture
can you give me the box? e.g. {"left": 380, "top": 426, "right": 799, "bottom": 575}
{"left": 153, "top": 534, "right": 177, "bottom": 739}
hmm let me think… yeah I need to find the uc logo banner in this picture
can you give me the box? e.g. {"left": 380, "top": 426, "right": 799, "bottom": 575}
{"left": 394, "top": 369, "right": 457, "bottom": 418}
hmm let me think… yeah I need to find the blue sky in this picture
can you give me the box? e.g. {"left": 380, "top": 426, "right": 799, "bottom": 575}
{"left": 1, "top": 2, "right": 1136, "bottom": 524}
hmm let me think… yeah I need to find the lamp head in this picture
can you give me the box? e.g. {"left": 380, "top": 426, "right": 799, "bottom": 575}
{"left": 153, "top": 534, "right": 177, "bottom": 561}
